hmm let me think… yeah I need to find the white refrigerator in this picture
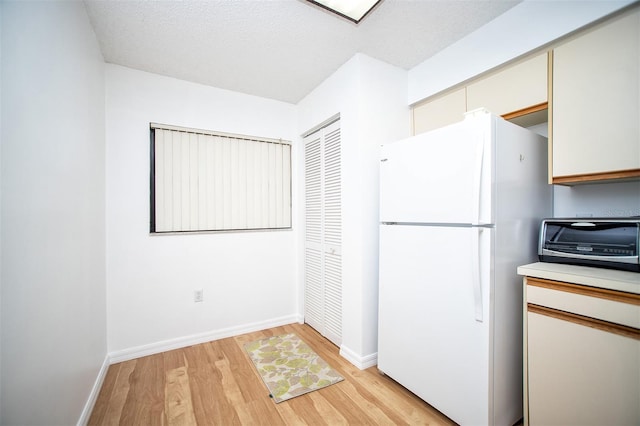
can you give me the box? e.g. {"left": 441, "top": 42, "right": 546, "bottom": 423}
{"left": 378, "top": 109, "right": 551, "bottom": 426}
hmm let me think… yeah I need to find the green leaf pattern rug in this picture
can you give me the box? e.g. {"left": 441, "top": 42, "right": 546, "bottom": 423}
{"left": 244, "top": 333, "right": 344, "bottom": 403}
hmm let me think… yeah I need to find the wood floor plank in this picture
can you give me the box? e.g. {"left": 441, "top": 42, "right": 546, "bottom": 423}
{"left": 331, "top": 379, "right": 399, "bottom": 425}
{"left": 89, "top": 360, "right": 138, "bottom": 425}
{"left": 215, "top": 356, "right": 258, "bottom": 424}
{"left": 164, "top": 351, "right": 197, "bottom": 425}
{"left": 238, "top": 397, "right": 285, "bottom": 426}
{"left": 283, "top": 394, "right": 330, "bottom": 425}
{"left": 87, "top": 361, "right": 127, "bottom": 425}
{"left": 322, "top": 380, "right": 392, "bottom": 424}
{"left": 106, "top": 361, "right": 138, "bottom": 425}
{"left": 220, "top": 335, "right": 266, "bottom": 403}
{"left": 348, "top": 367, "right": 452, "bottom": 425}
{"left": 162, "top": 348, "right": 185, "bottom": 371}
{"left": 183, "top": 344, "right": 241, "bottom": 425}
{"left": 306, "top": 391, "right": 350, "bottom": 425}
{"left": 272, "top": 398, "right": 307, "bottom": 425}
{"left": 122, "top": 354, "right": 167, "bottom": 425}
{"left": 90, "top": 323, "right": 455, "bottom": 425}
{"left": 88, "top": 361, "right": 121, "bottom": 424}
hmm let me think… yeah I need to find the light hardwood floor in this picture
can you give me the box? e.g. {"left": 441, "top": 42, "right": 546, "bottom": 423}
{"left": 89, "top": 323, "right": 455, "bottom": 425}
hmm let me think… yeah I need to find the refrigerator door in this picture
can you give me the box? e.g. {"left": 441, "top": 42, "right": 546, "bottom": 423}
{"left": 380, "top": 118, "right": 491, "bottom": 225}
{"left": 378, "top": 224, "right": 492, "bottom": 425}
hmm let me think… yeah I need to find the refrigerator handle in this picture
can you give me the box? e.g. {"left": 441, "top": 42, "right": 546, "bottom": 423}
{"left": 471, "top": 227, "right": 483, "bottom": 322}
{"left": 471, "top": 135, "right": 485, "bottom": 225}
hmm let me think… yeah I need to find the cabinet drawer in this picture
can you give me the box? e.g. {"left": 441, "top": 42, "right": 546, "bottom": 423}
{"left": 526, "top": 277, "right": 640, "bottom": 328}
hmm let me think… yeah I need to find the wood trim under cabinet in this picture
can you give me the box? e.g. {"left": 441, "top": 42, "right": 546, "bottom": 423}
{"left": 528, "top": 303, "right": 640, "bottom": 340}
{"left": 526, "top": 277, "right": 640, "bottom": 306}
{"left": 552, "top": 168, "right": 640, "bottom": 185}
{"left": 501, "top": 102, "right": 548, "bottom": 121}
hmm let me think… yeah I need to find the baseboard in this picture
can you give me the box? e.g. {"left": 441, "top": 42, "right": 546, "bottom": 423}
{"left": 77, "top": 354, "right": 110, "bottom": 426}
{"left": 108, "top": 314, "right": 300, "bottom": 364}
{"left": 339, "top": 345, "right": 378, "bottom": 370}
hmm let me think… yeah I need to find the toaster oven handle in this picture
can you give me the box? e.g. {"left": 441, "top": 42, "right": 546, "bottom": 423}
{"left": 571, "top": 222, "right": 596, "bottom": 227}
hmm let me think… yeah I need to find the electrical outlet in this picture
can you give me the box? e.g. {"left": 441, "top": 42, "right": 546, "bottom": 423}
{"left": 194, "top": 289, "right": 204, "bottom": 303}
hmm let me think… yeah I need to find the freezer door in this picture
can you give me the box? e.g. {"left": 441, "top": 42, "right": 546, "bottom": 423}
{"left": 380, "top": 119, "right": 491, "bottom": 225}
{"left": 378, "top": 224, "right": 492, "bottom": 425}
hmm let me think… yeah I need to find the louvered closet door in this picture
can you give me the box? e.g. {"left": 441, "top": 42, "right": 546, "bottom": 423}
{"left": 304, "top": 120, "right": 342, "bottom": 347}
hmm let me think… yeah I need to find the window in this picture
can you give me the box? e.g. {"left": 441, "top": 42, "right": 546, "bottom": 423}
{"left": 150, "top": 123, "right": 291, "bottom": 233}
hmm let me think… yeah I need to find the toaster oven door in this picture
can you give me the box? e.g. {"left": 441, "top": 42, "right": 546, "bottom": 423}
{"left": 540, "top": 221, "right": 639, "bottom": 271}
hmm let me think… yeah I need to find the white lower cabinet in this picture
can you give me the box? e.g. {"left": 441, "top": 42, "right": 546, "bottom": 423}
{"left": 527, "top": 307, "right": 639, "bottom": 425}
{"left": 521, "top": 272, "right": 640, "bottom": 426}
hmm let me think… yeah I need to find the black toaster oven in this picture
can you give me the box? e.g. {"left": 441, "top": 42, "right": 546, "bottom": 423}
{"left": 538, "top": 218, "right": 640, "bottom": 272}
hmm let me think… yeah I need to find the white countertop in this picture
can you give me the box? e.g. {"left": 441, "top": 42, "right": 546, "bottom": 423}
{"left": 517, "top": 262, "right": 640, "bottom": 294}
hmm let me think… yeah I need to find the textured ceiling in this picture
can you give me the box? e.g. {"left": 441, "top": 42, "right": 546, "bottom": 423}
{"left": 84, "top": 0, "right": 521, "bottom": 104}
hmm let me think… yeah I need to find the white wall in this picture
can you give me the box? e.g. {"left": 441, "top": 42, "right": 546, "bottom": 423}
{"left": 553, "top": 182, "right": 640, "bottom": 218}
{"left": 105, "top": 65, "right": 299, "bottom": 358}
{"left": 0, "top": 2, "right": 107, "bottom": 424}
{"left": 298, "top": 54, "right": 409, "bottom": 367}
{"left": 408, "top": 0, "right": 636, "bottom": 105}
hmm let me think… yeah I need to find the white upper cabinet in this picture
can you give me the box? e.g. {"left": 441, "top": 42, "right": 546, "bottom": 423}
{"left": 412, "top": 87, "right": 466, "bottom": 135}
{"left": 412, "top": 53, "right": 549, "bottom": 136}
{"left": 467, "top": 52, "right": 548, "bottom": 117}
{"left": 552, "top": 7, "right": 640, "bottom": 184}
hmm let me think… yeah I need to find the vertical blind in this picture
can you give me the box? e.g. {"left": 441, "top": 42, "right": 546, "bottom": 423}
{"left": 150, "top": 123, "right": 291, "bottom": 233}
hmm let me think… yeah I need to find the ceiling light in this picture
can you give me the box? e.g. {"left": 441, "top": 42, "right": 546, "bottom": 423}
{"left": 306, "top": 0, "right": 381, "bottom": 24}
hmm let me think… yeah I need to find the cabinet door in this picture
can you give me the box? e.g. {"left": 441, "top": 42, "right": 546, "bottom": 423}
{"left": 412, "top": 88, "right": 466, "bottom": 135}
{"left": 527, "top": 308, "right": 640, "bottom": 426}
{"left": 552, "top": 8, "right": 640, "bottom": 183}
{"left": 467, "top": 52, "right": 548, "bottom": 116}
